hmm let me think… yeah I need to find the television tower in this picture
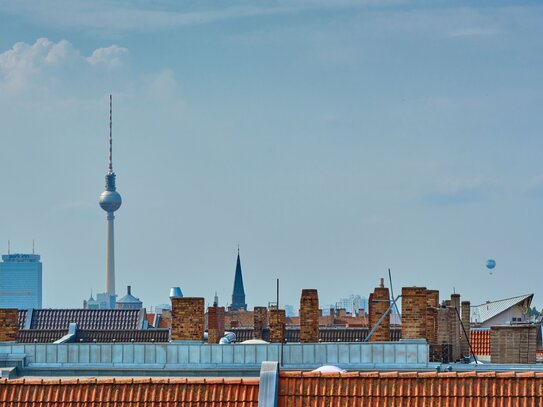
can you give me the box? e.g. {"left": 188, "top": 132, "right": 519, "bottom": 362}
{"left": 99, "top": 95, "right": 122, "bottom": 298}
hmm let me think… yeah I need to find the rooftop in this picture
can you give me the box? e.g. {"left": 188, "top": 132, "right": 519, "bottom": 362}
{"left": 471, "top": 294, "right": 533, "bottom": 324}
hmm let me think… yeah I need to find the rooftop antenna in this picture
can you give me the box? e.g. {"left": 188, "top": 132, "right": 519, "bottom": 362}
{"left": 276, "top": 278, "right": 279, "bottom": 309}
{"left": 32, "top": 239, "right": 35, "bottom": 254}
{"left": 388, "top": 268, "right": 401, "bottom": 321}
{"left": 109, "top": 94, "right": 113, "bottom": 174}
{"left": 7, "top": 240, "right": 10, "bottom": 255}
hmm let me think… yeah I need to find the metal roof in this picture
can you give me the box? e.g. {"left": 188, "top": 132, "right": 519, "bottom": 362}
{"left": 117, "top": 293, "right": 142, "bottom": 304}
{"left": 20, "top": 309, "right": 144, "bottom": 330}
{"left": 470, "top": 294, "right": 533, "bottom": 324}
{"left": 230, "top": 327, "right": 402, "bottom": 343}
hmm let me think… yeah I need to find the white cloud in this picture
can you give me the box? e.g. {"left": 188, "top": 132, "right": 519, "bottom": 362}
{"left": 0, "top": 38, "right": 127, "bottom": 94}
{"left": 86, "top": 45, "right": 128, "bottom": 68}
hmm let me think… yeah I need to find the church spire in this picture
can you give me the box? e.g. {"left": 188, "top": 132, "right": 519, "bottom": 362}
{"left": 231, "top": 247, "right": 247, "bottom": 311}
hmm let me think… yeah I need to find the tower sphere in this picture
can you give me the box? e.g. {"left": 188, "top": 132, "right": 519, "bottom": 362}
{"left": 99, "top": 190, "right": 122, "bottom": 212}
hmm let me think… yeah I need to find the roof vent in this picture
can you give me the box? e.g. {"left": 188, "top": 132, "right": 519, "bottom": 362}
{"left": 169, "top": 287, "right": 183, "bottom": 298}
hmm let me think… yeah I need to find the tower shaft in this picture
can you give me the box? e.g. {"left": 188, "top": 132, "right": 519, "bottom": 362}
{"left": 105, "top": 212, "right": 115, "bottom": 294}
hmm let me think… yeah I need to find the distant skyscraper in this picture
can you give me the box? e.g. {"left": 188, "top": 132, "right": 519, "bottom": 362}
{"left": 335, "top": 294, "right": 367, "bottom": 315}
{"left": 231, "top": 248, "right": 247, "bottom": 311}
{"left": 98, "top": 95, "right": 122, "bottom": 309}
{"left": 284, "top": 304, "right": 297, "bottom": 317}
{"left": 0, "top": 253, "right": 42, "bottom": 309}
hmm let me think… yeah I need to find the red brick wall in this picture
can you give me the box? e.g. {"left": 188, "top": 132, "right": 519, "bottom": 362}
{"left": 300, "top": 290, "right": 319, "bottom": 343}
{"left": 171, "top": 297, "right": 205, "bottom": 341}
{"left": 368, "top": 286, "right": 390, "bottom": 342}
{"left": 207, "top": 306, "right": 225, "bottom": 344}
{"left": 269, "top": 309, "right": 286, "bottom": 343}
{"left": 253, "top": 307, "right": 268, "bottom": 340}
{"left": 401, "top": 287, "right": 427, "bottom": 339}
{"left": 0, "top": 309, "right": 18, "bottom": 342}
{"left": 491, "top": 325, "right": 537, "bottom": 364}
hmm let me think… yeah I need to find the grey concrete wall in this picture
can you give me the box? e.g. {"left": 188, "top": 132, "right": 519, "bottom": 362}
{"left": 0, "top": 340, "right": 428, "bottom": 373}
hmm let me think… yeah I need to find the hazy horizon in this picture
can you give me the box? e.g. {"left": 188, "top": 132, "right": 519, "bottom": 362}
{"left": 0, "top": 1, "right": 542, "bottom": 310}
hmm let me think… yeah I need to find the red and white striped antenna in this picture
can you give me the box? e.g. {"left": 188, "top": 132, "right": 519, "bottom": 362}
{"left": 109, "top": 94, "right": 113, "bottom": 173}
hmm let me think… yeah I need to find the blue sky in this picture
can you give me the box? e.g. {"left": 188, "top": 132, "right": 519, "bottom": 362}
{"left": 0, "top": 1, "right": 542, "bottom": 310}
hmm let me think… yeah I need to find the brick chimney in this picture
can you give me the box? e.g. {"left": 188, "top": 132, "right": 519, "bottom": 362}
{"left": 450, "top": 294, "right": 462, "bottom": 361}
{"left": 425, "top": 290, "right": 439, "bottom": 346}
{"left": 460, "top": 300, "right": 471, "bottom": 357}
{"left": 0, "top": 309, "right": 18, "bottom": 342}
{"left": 401, "top": 287, "right": 427, "bottom": 339}
{"left": 300, "top": 289, "right": 319, "bottom": 343}
{"left": 368, "top": 280, "right": 390, "bottom": 342}
{"left": 207, "top": 306, "right": 225, "bottom": 344}
{"left": 269, "top": 309, "right": 286, "bottom": 343}
{"left": 171, "top": 297, "right": 205, "bottom": 341}
{"left": 253, "top": 306, "right": 268, "bottom": 340}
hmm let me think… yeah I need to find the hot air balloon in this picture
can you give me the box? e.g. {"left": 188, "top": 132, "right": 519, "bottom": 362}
{"left": 486, "top": 259, "right": 496, "bottom": 274}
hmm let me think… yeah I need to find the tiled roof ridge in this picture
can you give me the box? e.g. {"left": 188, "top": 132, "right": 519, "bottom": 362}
{"left": 471, "top": 293, "right": 533, "bottom": 308}
{"left": 280, "top": 371, "right": 543, "bottom": 378}
{"left": 1, "top": 377, "right": 260, "bottom": 385}
{"left": 31, "top": 308, "right": 141, "bottom": 312}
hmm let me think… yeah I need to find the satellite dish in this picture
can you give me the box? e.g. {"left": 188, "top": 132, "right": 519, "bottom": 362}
{"left": 486, "top": 259, "right": 496, "bottom": 274}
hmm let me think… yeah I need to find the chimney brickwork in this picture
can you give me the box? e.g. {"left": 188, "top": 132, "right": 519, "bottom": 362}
{"left": 253, "top": 306, "right": 268, "bottom": 340}
{"left": 207, "top": 306, "right": 225, "bottom": 344}
{"left": 368, "top": 284, "right": 390, "bottom": 342}
{"left": 426, "top": 290, "right": 439, "bottom": 308}
{"left": 401, "top": 287, "right": 428, "bottom": 339}
{"left": 450, "top": 294, "right": 462, "bottom": 361}
{"left": 425, "top": 290, "right": 439, "bottom": 346}
{"left": 300, "top": 289, "right": 319, "bottom": 343}
{"left": 269, "top": 309, "right": 286, "bottom": 343}
{"left": 426, "top": 306, "right": 438, "bottom": 346}
{"left": 171, "top": 297, "right": 205, "bottom": 341}
{"left": 490, "top": 325, "right": 537, "bottom": 364}
{"left": 460, "top": 300, "right": 471, "bottom": 357}
{"left": 0, "top": 309, "right": 18, "bottom": 342}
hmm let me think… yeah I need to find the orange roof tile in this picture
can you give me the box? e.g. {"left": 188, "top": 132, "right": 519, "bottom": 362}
{"left": 279, "top": 371, "right": 543, "bottom": 405}
{"left": 5, "top": 373, "right": 543, "bottom": 405}
{"left": 470, "top": 329, "right": 490, "bottom": 355}
{"left": 0, "top": 378, "right": 259, "bottom": 406}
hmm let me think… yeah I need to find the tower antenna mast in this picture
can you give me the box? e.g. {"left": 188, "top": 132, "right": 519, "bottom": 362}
{"left": 109, "top": 94, "right": 113, "bottom": 173}
{"left": 99, "top": 93, "right": 122, "bottom": 307}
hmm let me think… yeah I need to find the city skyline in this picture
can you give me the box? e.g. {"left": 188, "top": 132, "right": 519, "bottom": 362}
{"left": 0, "top": 1, "right": 542, "bottom": 310}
